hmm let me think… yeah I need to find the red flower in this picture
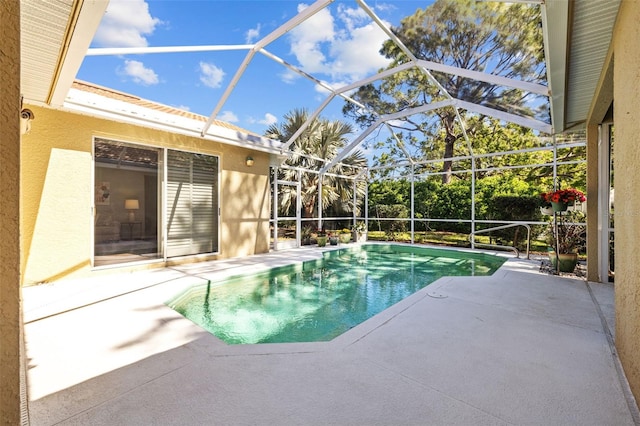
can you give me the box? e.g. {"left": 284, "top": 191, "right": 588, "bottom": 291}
{"left": 541, "top": 188, "right": 586, "bottom": 204}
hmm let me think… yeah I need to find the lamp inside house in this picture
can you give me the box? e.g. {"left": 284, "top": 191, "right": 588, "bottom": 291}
{"left": 245, "top": 156, "right": 254, "bottom": 167}
{"left": 125, "top": 199, "right": 139, "bottom": 222}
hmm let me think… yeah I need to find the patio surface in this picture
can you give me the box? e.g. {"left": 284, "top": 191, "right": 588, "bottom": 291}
{"left": 23, "top": 245, "right": 639, "bottom": 425}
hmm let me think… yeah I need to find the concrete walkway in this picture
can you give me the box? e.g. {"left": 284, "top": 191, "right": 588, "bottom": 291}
{"left": 23, "top": 247, "right": 639, "bottom": 425}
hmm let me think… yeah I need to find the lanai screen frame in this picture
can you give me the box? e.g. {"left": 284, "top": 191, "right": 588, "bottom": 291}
{"left": 86, "top": 0, "right": 580, "bottom": 252}
{"left": 270, "top": 134, "right": 586, "bottom": 254}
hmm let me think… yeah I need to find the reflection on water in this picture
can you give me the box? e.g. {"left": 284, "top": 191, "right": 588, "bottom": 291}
{"left": 168, "top": 245, "right": 505, "bottom": 344}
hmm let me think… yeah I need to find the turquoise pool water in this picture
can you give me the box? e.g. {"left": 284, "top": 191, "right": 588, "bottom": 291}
{"left": 167, "top": 244, "right": 506, "bottom": 344}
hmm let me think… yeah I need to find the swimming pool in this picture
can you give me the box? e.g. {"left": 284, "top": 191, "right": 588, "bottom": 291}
{"left": 167, "top": 244, "right": 506, "bottom": 344}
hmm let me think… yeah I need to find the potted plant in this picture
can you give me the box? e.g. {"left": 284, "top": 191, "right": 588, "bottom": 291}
{"left": 352, "top": 221, "right": 367, "bottom": 242}
{"left": 329, "top": 232, "right": 339, "bottom": 245}
{"left": 541, "top": 188, "right": 586, "bottom": 212}
{"left": 316, "top": 230, "right": 327, "bottom": 247}
{"left": 301, "top": 226, "right": 313, "bottom": 245}
{"left": 546, "top": 210, "right": 586, "bottom": 273}
{"left": 339, "top": 228, "right": 351, "bottom": 244}
{"left": 538, "top": 193, "right": 554, "bottom": 216}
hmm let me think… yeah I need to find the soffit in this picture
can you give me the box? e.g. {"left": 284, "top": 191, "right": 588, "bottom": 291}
{"left": 564, "top": 0, "right": 620, "bottom": 131}
{"left": 20, "top": 0, "right": 106, "bottom": 105}
{"left": 20, "top": 0, "right": 75, "bottom": 103}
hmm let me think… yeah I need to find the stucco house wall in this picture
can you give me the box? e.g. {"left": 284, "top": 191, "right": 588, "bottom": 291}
{"left": 612, "top": 0, "right": 640, "bottom": 403}
{"left": 20, "top": 105, "right": 270, "bottom": 285}
{"left": 0, "top": 0, "right": 22, "bottom": 422}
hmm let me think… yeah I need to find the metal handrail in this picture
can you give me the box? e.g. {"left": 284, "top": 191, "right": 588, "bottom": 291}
{"left": 470, "top": 223, "right": 531, "bottom": 259}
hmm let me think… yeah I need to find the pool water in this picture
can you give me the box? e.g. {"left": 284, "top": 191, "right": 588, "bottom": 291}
{"left": 167, "top": 244, "right": 506, "bottom": 344}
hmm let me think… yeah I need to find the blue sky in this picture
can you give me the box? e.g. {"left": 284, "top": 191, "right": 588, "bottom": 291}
{"left": 77, "top": 0, "right": 431, "bottom": 136}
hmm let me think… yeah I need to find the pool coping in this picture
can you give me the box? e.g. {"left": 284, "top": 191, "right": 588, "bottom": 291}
{"left": 23, "top": 245, "right": 546, "bottom": 367}
{"left": 22, "top": 242, "right": 513, "bottom": 324}
{"left": 25, "top": 244, "right": 638, "bottom": 425}
{"left": 163, "top": 243, "right": 510, "bottom": 348}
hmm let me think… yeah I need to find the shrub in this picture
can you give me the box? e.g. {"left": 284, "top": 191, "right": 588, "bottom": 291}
{"left": 484, "top": 195, "right": 545, "bottom": 250}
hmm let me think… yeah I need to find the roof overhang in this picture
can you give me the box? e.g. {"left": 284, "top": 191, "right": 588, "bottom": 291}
{"left": 20, "top": 0, "right": 108, "bottom": 106}
{"left": 543, "top": 0, "right": 621, "bottom": 133}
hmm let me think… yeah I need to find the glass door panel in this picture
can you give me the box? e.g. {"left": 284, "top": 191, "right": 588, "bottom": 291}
{"left": 94, "top": 138, "right": 161, "bottom": 266}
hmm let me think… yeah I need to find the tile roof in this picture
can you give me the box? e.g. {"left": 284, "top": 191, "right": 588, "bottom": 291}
{"left": 71, "top": 80, "right": 257, "bottom": 136}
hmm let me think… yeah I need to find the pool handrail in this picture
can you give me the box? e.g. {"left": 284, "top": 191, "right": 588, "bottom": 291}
{"left": 470, "top": 223, "right": 531, "bottom": 259}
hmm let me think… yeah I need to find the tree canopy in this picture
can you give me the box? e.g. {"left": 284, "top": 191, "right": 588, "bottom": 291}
{"left": 343, "top": 0, "right": 547, "bottom": 184}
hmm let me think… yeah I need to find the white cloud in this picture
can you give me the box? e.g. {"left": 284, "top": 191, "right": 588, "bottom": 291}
{"left": 336, "top": 3, "right": 369, "bottom": 32}
{"left": 288, "top": 3, "right": 335, "bottom": 73}
{"left": 258, "top": 113, "right": 278, "bottom": 126}
{"left": 218, "top": 111, "right": 239, "bottom": 123}
{"left": 286, "top": 3, "right": 391, "bottom": 85}
{"left": 279, "top": 69, "right": 300, "bottom": 84}
{"left": 328, "top": 20, "right": 391, "bottom": 80}
{"left": 93, "top": 0, "right": 161, "bottom": 47}
{"left": 119, "top": 60, "right": 159, "bottom": 85}
{"left": 175, "top": 105, "right": 191, "bottom": 111}
{"left": 199, "top": 62, "right": 225, "bottom": 88}
{"left": 372, "top": 3, "right": 397, "bottom": 14}
{"left": 246, "top": 24, "right": 261, "bottom": 43}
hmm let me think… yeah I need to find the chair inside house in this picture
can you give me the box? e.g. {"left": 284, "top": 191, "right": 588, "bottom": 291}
{"left": 94, "top": 207, "right": 120, "bottom": 245}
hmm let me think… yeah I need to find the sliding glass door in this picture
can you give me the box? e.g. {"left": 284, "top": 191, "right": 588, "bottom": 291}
{"left": 94, "top": 140, "right": 219, "bottom": 266}
{"left": 94, "top": 138, "right": 161, "bottom": 266}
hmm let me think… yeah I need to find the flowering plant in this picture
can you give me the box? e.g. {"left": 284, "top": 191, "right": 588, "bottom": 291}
{"left": 541, "top": 188, "right": 586, "bottom": 204}
{"left": 538, "top": 193, "right": 552, "bottom": 208}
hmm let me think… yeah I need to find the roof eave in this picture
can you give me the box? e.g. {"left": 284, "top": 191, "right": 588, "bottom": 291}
{"left": 541, "top": 0, "right": 570, "bottom": 135}
{"left": 62, "top": 89, "right": 285, "bottom": 155}
{"left": 20, "top": 0, "right": 107, "bottom": 106}
{"left": 49, "top": 0, "right": 109, "bottom": 106}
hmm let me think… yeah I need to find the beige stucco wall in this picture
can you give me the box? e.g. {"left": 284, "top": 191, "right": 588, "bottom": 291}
{"left": 21, "top": 105, "right": 270, "bottom": 285}
{"left": 0, "top": 0, "right": 22, "bottom": 423}
{"left": 612, "top": 0, "right": 640, "bottom": 403}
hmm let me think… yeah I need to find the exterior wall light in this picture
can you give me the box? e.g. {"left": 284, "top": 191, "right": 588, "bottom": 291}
{"left": 20, "top": 108, "right": 34, "bottom": 135}
{"left": 245, "top": 156, "right": 254, "bottom": 167}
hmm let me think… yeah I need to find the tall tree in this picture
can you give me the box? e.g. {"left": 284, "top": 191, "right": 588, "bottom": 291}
{"left": 265, "top": 109, "right": 367, "bottom": 218}
{"left": 343, "top": 0, "right": 546, "bottom": 184}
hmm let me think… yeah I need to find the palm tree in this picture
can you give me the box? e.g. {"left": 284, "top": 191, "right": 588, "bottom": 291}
{"left": 265, "top": 109, "right": 367, "bottom": 219}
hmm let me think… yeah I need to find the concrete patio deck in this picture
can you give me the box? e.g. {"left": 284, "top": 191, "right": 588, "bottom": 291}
{"left": 23, "top": 246, "right": 639, "bottom": 425}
